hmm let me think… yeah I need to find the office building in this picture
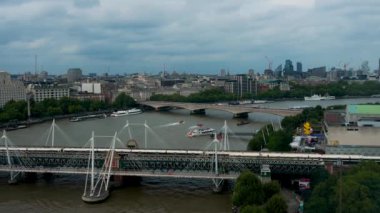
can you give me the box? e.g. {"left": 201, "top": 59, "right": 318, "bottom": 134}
{"left": 0, "top": 71, "right": 26, "bottom": 108}
{"left": 296, "top": 62, "right": 302, "bottom": 72}
{"left": 81, "top": 83, "right": 102, "bottom": 94}
{"left": 28, "top": 84, "right": 70, "bottom": 102}
{"left": 283, "top": 60, "right": 294, "bottom": 76}
{"left": 67, "top": 68, "right": 82, "bottom": 83}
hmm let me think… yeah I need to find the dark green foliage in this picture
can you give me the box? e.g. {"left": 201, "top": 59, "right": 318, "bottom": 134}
{"left": 232, "top": 171, "right": 264, "bottom": 207}
{"left": 240, "top": 205, "right": 266, "bottom": 213}
{"left": 267, "top": 130, "right": 292, "bottom": 152}
{"left": 257, "top": 80, "right": 380, "bottom": 99}
{"left": 0, "top": 100, "right": 28, "bottom": 122}
{"left": 0, "top": 96, "right": 112, "bottom": 123}
{"left": 113, "top": 92, "right": 137, "bottom": 109}
{"left": 247, "top": 125, "right": 273, "bottom": 151}
{"left": 305, "top": 162, "right": 380, "bottom": 213}
{"left": 265, "top": 194, "right": 288, "bottom": 213}
{"left": 263, "top": 181, "right": 281, "bottom": 201}
{"left": 264, "top": 194, "right": 288, "bottom": 213}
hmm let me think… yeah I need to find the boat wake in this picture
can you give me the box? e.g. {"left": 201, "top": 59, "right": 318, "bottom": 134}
{"left": 156, "top": 121, "right": 185, "bottom": 128}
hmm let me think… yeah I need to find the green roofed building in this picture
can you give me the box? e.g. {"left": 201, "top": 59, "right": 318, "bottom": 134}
{"left": 346, "top": 104, "right": 380, "bottom": 124}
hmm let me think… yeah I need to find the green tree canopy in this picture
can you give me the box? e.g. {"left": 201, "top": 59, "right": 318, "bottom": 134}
{"left": 264, "top": 194, "right": 288, "bottom": 213}
{"left": 232, "top": 171, "right": 265, "bottom": 207}
{"left": 113, "top": 92, "right": 137, "bottom": 109}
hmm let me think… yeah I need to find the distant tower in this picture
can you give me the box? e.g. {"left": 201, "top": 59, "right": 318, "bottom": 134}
{"left": 283, "top": 60, "right": 294, "bottom": 76}
{"left": 67, "top": 68, "right": 82, "bottom": 83}
{"left": 220, "top": 69, "right": 226, "bottom": 77}
{"left": 248, "top": 69, "right": 255, "bottom": 78}
{"left": 296, "top": 62, "right": 302, "bottom": 72}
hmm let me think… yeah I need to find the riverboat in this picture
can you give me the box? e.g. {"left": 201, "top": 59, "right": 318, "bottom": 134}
{"left": 70, "top": 114, "right": 107, "bottom": 122}
{"left": 187, "top": 127, "right": 215, "bottom": 137}
{"left": 127, "top": 108, "right": 142, "bottom": 115}
{"left": 304, "top": 94, "right": 335, "bottom": 101}
{"left": 110, "top": 110, "right": 129, "bottom": 117}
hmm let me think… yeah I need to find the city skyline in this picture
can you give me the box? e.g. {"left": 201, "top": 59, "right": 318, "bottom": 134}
{"left": 1, "top": 0, "right": 380, "bottom": 74}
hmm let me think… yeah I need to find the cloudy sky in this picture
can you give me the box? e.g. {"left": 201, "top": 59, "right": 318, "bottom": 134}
{"left": 1, "top": 0, "right": 379, "bottom": 75}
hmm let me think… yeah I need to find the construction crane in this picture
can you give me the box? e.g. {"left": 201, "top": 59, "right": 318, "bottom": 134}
{"left": 265, "top": 56, "right": 273, "bottom": 70}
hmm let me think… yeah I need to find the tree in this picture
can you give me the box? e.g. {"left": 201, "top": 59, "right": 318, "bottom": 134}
{"left": 113, "top": 92, "right": 137, "bottom": 109}
{"left": 241, "top": 205, "right": 266, "bottom": 213}
{"left": 232, "top": 171, "right": 264, "bottom": 207}
{"left": 264, "top": 194, "right": 287, "bottom": 213}
{"left": 305, "top": 162, "right": 380, "bottom": 213}
{"left": 267, "top": 130, "right": 292, "bottom": 152}
{"left": 263, "top": 181, "right": 281, "bottom": 201}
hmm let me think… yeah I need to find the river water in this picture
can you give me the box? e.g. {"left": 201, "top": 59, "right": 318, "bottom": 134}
{"left": 1, "top": 97, "right": 379, "bottom": 212}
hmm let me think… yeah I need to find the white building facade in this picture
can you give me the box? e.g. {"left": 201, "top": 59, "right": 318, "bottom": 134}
{"left": 0, "top": 71, "right": 26, "bottom": 108}
{"left": 28, "top": 84, "right": 70, "bottom": 102}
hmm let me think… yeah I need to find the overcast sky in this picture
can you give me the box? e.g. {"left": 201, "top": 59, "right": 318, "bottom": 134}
{"left": 1, "top": 0, "right": 379, "bottom": 75}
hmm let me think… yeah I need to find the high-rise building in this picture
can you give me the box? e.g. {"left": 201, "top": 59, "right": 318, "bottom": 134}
{"left": 224, "top": 74, "right": 256, "bottom": 97}
{"left": 248, "top": 69, "right": 255, "bottom": 78}
{"left": 67, "top": 68, "right": 82, "bottom": 83}
{"left": 220, "top": 69, "right": 226, "bottom": 77}
{"left": 283, "top": 60, "right": 294, "bottom": 76}
{"left": 296, "top": 62, "right": 302, "bottom": 72}
{"left": 0, "top": 71, "right": 26, "bottom": 107}
{"left": 274, "top": 65, "right": 283, "bottom": 78}
{"left": 378, "top": 58, "right": 380, "bottom": 75}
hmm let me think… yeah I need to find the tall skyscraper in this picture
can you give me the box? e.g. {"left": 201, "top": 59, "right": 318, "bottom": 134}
{"left": 296, "top": 62, "right": 302, "bottom": 72}
{"left": 220, "top": 69, "right": 226, "bottom": 77}
{"left": 283, "top": 60, "right": 294, "bottom": 76}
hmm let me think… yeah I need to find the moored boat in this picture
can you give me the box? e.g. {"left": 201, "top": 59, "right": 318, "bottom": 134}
{"left": 304, "top": 94, "right": 335, "bottom": 101}
{"left": 127, "top": 108, "right": 142, "bottom": 115}
{"left": 70, "top": 114, "right": 107, "bottom": 122}
{"left": 110, "top": 110, "right": 129, "bottom": 117}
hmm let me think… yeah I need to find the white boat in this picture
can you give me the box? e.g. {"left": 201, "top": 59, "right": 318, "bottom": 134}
{"left": 110, "top": 110, "right": 129, "bottom": 117}
{"left": 187, "top": 127, "right": 215, "bottom": 137}
{"left": 304, "top": 94, "right": 335, "bottom": 101}
{"left": 127, "top": 108, "right": 142, "bottom": 115}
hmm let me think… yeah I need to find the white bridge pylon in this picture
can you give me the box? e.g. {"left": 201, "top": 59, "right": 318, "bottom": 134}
{"left": 82, "top": 131, "right": 117, "bottom": 203}
{"left": 1, "top": 130, "right": 21, "bottom": 184}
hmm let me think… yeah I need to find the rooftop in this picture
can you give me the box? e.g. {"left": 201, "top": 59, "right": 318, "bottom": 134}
{"left": 347, "top": 104, "right": 380, "bottom": 115}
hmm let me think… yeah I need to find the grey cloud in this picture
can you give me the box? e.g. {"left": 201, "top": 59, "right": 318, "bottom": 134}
{"left": 0, "top": 0, "right": 380, "bottom": 74}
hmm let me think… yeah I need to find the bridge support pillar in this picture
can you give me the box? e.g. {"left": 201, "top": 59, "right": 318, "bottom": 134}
{"left": 190, "top": 109, "right": 206, "bottom": 115}
{"left": 212, "top": 178, "right": 225, "bottom": 193}
{"left": 233, "top": 112, "right": 248, "bottom": 118}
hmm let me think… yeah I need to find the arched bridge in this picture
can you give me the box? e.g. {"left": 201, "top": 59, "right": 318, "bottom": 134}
{"left": 140, "top": 101, "right": 302, "bottom": 118}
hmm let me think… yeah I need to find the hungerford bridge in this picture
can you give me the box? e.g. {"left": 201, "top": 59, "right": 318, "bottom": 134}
{"left": 1, "top": 120, "right": 380, "bottom": 202}
{"left": 140, "top": 101, "right": 302, "bottom": 118}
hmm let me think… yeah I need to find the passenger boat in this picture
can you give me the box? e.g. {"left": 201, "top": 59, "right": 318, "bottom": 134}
{"left": 187, "top": 127, "right": 215, "bottom": 137}
{"left": 70, "top": 114, "right": 107, "bottom": 122}
{"left": 110, "top": 110, "right": 129, "bottom": 117}
{"left": 127, "top": 108, "right": 142, "bottom": 115}
{"left": 304, "top": 94, "right": 335, "bottom": 101}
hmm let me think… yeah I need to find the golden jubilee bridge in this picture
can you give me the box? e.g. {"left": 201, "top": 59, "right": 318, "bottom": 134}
{"left": 1, "top": 120, "right": 379, "bottom": 203}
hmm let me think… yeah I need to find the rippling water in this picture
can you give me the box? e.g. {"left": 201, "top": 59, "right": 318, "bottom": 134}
{"left": 1, "top": 98, "right": 379, "bottom": 212}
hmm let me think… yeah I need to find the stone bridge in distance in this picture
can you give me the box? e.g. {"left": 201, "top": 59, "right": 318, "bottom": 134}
{"left": 140, "top": 101, "right": 303, "bottom": 118}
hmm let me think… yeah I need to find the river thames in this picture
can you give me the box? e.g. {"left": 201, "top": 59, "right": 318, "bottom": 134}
{"left": 0, "top": 97, "right": 379, "bottom": 212}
